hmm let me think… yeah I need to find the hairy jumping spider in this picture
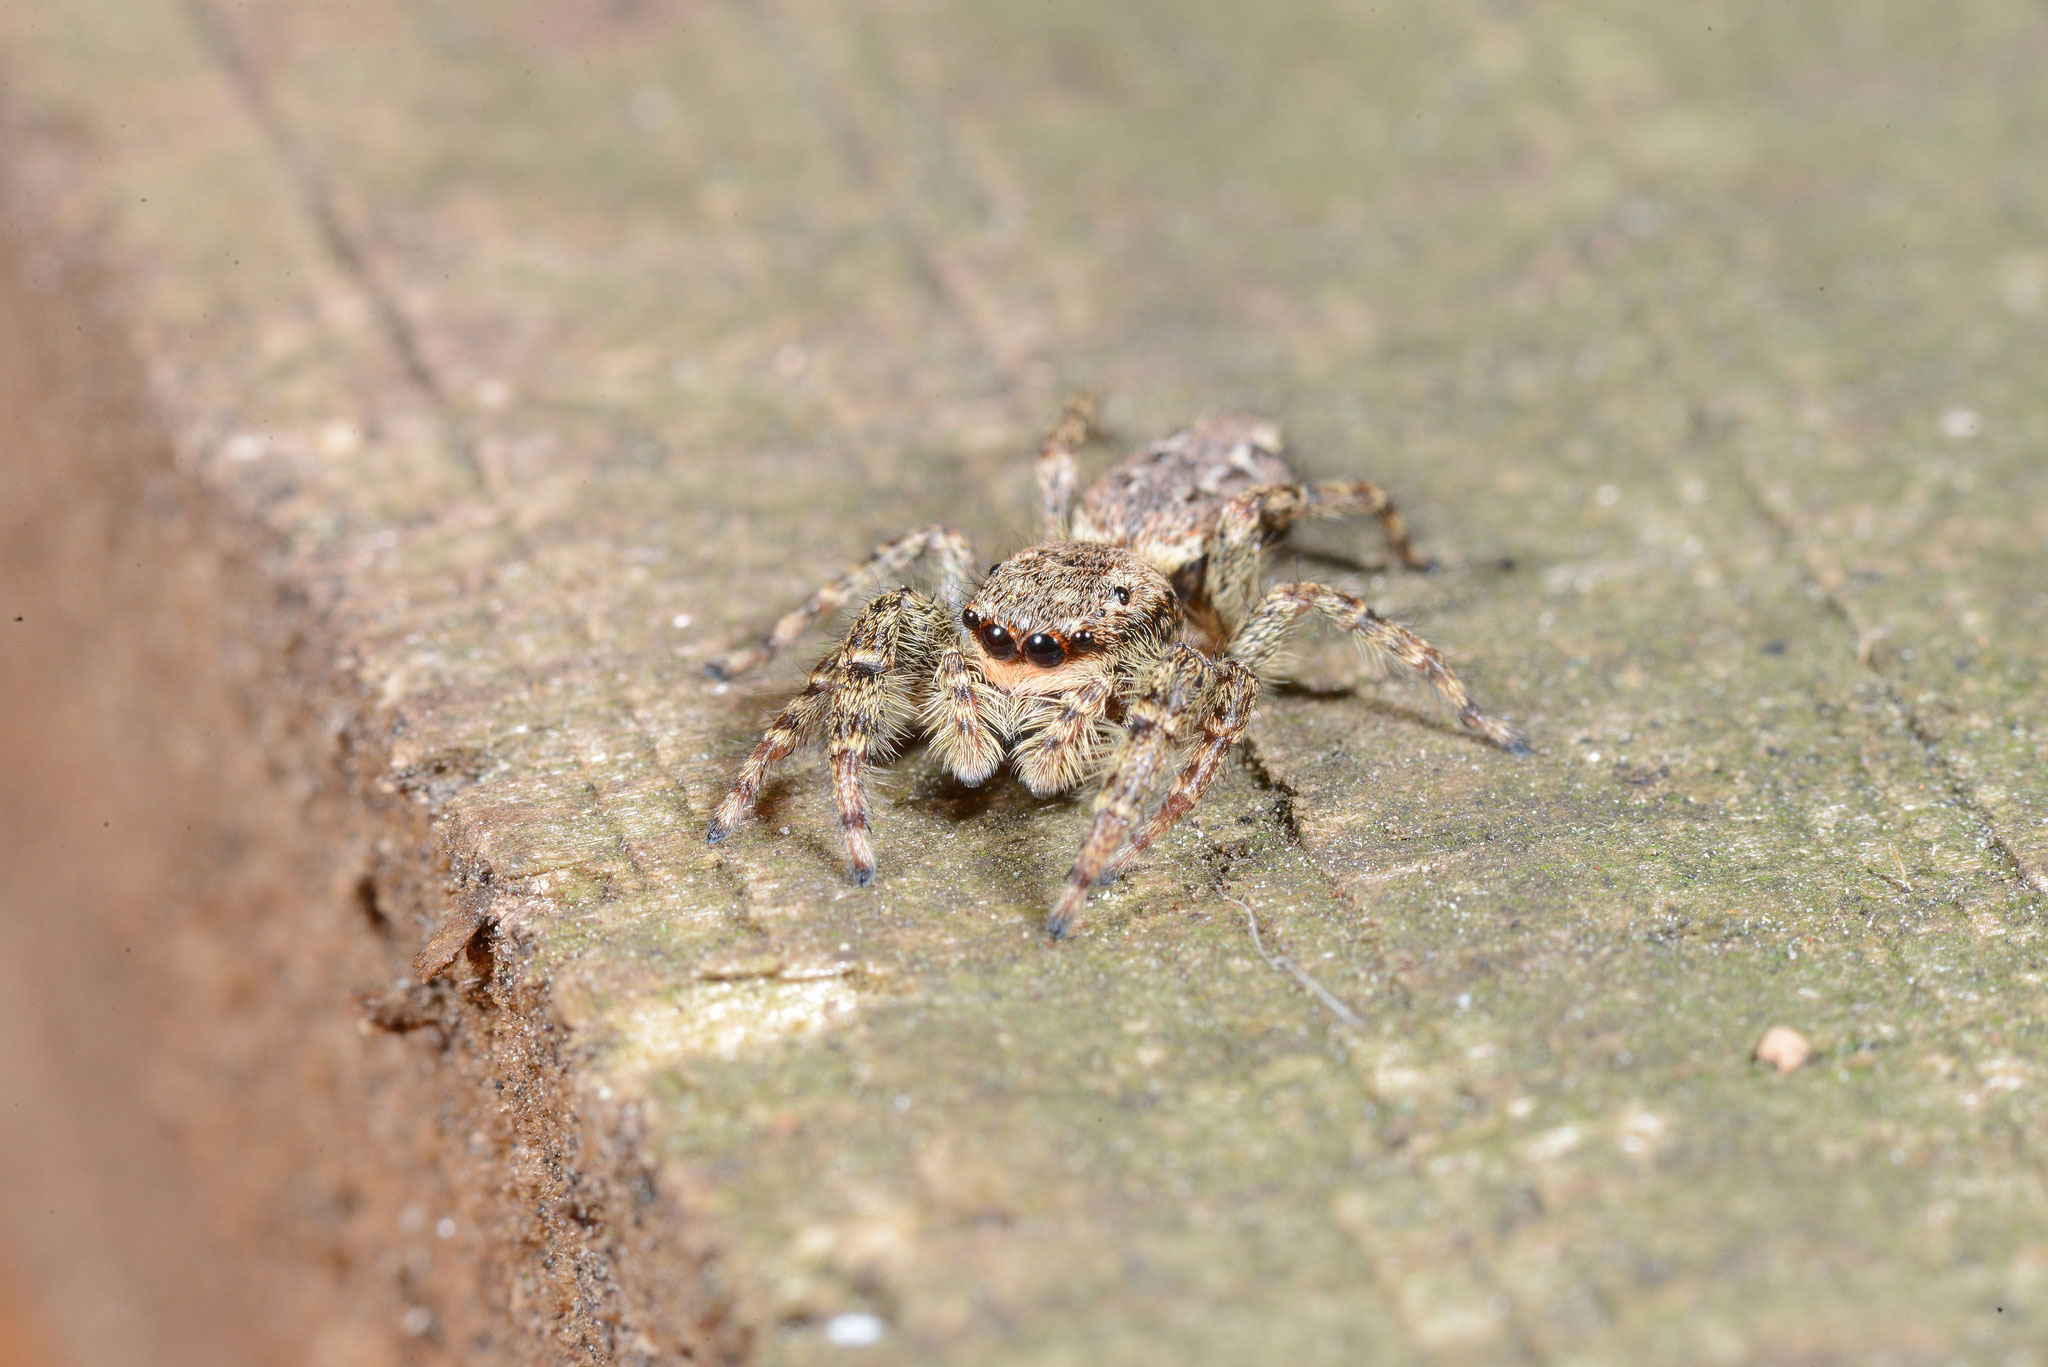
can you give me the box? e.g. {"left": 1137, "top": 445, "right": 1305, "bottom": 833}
{"left": 705, "top": 396, "right": 1526, "bottom": 938}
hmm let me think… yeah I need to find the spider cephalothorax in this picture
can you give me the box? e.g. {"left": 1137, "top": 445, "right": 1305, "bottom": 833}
{"left": 963, "top": 542, "right": 1180, "bottom": 680}
{"left": 704, "top": 396, "right": 1526, "bottom": 938}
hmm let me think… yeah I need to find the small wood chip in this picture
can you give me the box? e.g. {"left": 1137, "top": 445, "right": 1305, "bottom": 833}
{"left": 694, "top": 952, "right": 785, "bottom": 981}
{"left": 693, "top": 952, "right": 861, "bottom": 982}
{"left": 779, "top": 958, "right": 857, "bottom": 982}
{"left": 412, "top": 901, "right": 489, "bottom": 980}
{"left": 1754, "top": 1025, "right": 1811, "bottom": 1072}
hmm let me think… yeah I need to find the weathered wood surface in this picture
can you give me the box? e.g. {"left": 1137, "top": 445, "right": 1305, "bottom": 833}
{"left": 3, "top": 1, "right": 2045, "bottom": 1362}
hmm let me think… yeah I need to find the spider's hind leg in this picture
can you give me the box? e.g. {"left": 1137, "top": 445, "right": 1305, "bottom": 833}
{"left": 1296, "top": 478, "right": 1429, "bottom": 571}
{"left": 1035, "top": 390, "right": 1097, "bottom": 542}
{"left": 1230, "top": 582, "right": 1527, "bottom": 753}
{"left": 1203, "top": 480, "right": 1428, "bottom": 635}
{"left": 706, "top": 524, "right": 974, "bottom": 680}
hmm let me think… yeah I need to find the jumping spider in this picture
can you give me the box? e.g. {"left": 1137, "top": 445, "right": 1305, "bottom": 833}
{"left": 705, "top": 396, "right": 1527, "bottom": 938}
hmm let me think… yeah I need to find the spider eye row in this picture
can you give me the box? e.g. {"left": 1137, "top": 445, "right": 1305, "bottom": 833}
{"left": 961, "top": 607, "right": 1087, "bottom": 668}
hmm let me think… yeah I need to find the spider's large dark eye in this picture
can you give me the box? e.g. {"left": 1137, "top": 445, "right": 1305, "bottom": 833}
{"left": 978, "top": 621, "right": 1017, "bottom": 661}
{"left": 1113, "top": 585, "right": 1132, "bottom": 606}
{"left": 1023, "top": 632, "right": 1066, "bottom": 668}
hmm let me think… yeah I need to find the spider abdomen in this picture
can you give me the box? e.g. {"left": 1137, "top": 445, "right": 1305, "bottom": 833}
{"left": 1069, "top": 415, "right": 1293, "bottom": 574}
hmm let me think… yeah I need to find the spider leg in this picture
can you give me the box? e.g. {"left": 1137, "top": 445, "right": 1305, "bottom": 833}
{"left": 1035, "top": 390, "right": 1096, "bottom": 541}
{"left": 705, "top": 524, "right": 974, "bottom": 680}
{"left": 1099, "top": 657, "right": 1259, "bottom": 882}
{"left": 1204, "top": 479, "right": 1427, "bottom": 634}
{"left": 1296, "top": 478, "right": 1428, "bottom": 570}
{"left": 1013, "top": 673, "right": 1116, "bottom": 796}
{"left": 705, "top": 675, "right": 831, "bottom": 844}
{"left": 1045, "top": 644, "right": 1216, "bottom": 939}
{"left": 1204, "top": 488, "right": 1287, "bottom": 634}
{"left": 1230, "top": 582, "right": 1527, "bottom": 753}
{"left": 707, "top": 588, "right": 948, "bottom": 885}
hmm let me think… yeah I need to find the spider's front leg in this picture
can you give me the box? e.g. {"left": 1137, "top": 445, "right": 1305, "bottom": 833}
{"left": 1044, "top": 644, "right": 1222, "bottom": 939}
{"left": 705, "top": 524, "right": 974, "bottom": 680}
{"left": 707, "top": 588, "right": 950, "bottom": 884}
{"left": 1099, "top": 658, "right": 1258, "bottom": 882}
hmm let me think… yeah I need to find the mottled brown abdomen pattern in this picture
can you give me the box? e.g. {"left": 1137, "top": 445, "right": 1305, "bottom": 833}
{"left": 1069, "top": 415, "right": 1293, "bottom": 575}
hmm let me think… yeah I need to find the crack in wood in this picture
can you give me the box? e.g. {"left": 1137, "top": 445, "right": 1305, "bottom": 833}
{"left": 180, "top": 0, "right": 489, "bottom": 491}
{"left": 1728, "top": 457, "right": 2045, "bottom": 898}
{"left": 735, "top": 0, "right": 1043, "bottom": 400}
